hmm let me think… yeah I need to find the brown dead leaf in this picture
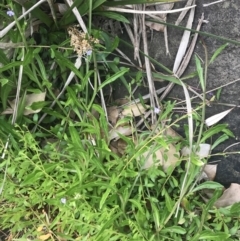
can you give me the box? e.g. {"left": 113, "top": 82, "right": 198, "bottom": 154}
{"left": 2, "top": 92, "right": 46, "bottom": 115}
{"left": 214, "top": 183, "right": 240, "bottom": 208}
{"left": 109, "top": 141, "right": 119, "bottom": 155}
{"left": 145, "top": 3, "right": 174, "bottom": 32}
{"left": 109, "top": 125, "right": 133, "bottom": 141}
{"left": 110, "top": 139, "right": 127, "bottom": 156}
{"left": 145, "top": 21, "right": 165, "bottom": 32}
{"left": 203, "top": 164, "right": 217, "bottom": 181}
{"left": 143, "top": 143, "right": 180, "bottom": 172}
{"left": 114, "top": 98, "right": 130, "bottom": 105}
{"left": 107, "top": 106, "right": 120, "bottom": 126}
{"left": 121, "top": 103, "right": 149, "bottom": 117}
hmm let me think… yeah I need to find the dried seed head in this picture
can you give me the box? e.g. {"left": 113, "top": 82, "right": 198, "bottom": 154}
{"left": 68, "top": 26, "right": 99, "bottom": 57}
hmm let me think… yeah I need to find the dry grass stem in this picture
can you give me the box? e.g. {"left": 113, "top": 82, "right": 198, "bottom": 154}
{"left": 104, "top": 5, "right": 196, "bottom": 15}
{"left": 203, "top": 0, "right": 227, "bottom": 7}
{"left": 0, "top": 0, "right": 47, "bottom": 38}
{"left": 141, "top": 5, "right": 158, "bottom": 124}
{"left": 175, "top": 0, "right": 194, "bottom": 25}
{"left": 160, "top": 12, "right": 204, "bottom": 101}
{"left": 65, "top": 0, "right": 87, "bottom": 33}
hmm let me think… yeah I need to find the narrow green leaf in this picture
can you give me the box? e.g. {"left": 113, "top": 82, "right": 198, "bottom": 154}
{"left": 201, "top": 124, "right": 228, "bottom": 143}
{"left": 94, "top": 11, "right": 130, "bottom": 23}
{"left": 209, "top": 43, "right": 228, "bottom": 65}
{"left": 0, "top": 78, "right": 9, "bottom": 87}
{"left": 28, "top": 101, "right": 48, "bottom": 110}
{"left": 129, "top": 199, "right": 145, "bottom": 214}
{"left": 0, "top": 61, "right": 23, "bottom": 72}
{"left": 164, "top": 188, "right": 174, "bottom": 212}
{"left": 199, "top": 230, "right": 230, "bottom": 240}
{"left": 230, "top": 203, "right": 240, "bottom": 214}
{"left": 195, "top": 55, "right": 204, "bottom": 91}
{"left": 23, "top": 1, "right": 52, "bottom": 27}
{"left": 211, "top": 134, "right": 229, "bottom": 150}
{"left": 21, "top": 171, "right": 42, "bottom": 186}
{"left": 99, "top": 175, "right": 117, "bottom": 209}
{"left": 151, "top": 202, "right": 161, "bottom": 230}
{"left": 98, "top": 68, "right": 129, "bottom": 91}
{"left": 54, "top": 51, "right": 84, "bottom": 81}
{"left": 191, "top": 181, "right": 223, "bottom": 193}
{"left": 0, "top": 49, "right": 9, "bottom": 65}
{"left": 216, "top": 88, "right": 222, "bottom": 100}
{"left": 69, "top": 126, "right": 82, "bottom": 147}
{"left": 161, "top": 226, "right": 186, "bottom": 234}
{"left": 0, "top": 119, "right": 20, "bottom": 138}
{"left": 152, "top": 72, "right": 181, "bottom": 84}
{"left": 34, "top": 54, "right": 47, "bottom": 80}
{"left": 18, "top": 91, "right": 27, "bottom": 119}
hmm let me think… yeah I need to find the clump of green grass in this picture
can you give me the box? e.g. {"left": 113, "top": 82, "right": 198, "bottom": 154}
{"left": 0, "top": 1, "right": 240, "bottom": 240}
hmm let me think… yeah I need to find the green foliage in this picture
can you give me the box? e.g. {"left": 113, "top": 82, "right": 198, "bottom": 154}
{"left": 0, "top": 0, "right": 239, "bottom": 240}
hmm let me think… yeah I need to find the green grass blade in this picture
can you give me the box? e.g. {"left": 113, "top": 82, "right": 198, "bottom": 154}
{"left": 98, "top": 67, "right": 129, "bottom": 90}
{"left": 209, "top": 43, "right": 229, "bottom": 65}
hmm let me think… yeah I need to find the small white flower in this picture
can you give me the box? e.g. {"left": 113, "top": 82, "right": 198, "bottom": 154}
{"left": 7, "top": 10, "right": 14, "bottom": 17}
{"left": 60, "top": 197, "right": 66, "bottom": 204}
{"left": 154, "top": 107, "right": 160, "bottom": 114}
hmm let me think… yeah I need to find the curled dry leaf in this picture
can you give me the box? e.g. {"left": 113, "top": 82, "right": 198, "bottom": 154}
{"left": 2, "top": 92, "right": 46, "bottom": 115}
{"left": 214, "top": 183, "right": 240, "bottom": 208}
{"left": 143, "top": 143, "right": 180, "bottom": 172}
{"left": 181, "top": 143, "right": 211, "bottom": 159}
{"left": 205, "top": 108, "right": 233, "bottom": 127}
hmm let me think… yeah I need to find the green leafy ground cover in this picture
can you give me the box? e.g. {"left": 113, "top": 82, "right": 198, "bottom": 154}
{"left": 0, "top": 0, "right": 240, "bottom": 240}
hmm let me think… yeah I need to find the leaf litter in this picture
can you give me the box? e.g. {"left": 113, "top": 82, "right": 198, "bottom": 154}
{"left": 103, "top": 1, "right": 239, "bottom": 209}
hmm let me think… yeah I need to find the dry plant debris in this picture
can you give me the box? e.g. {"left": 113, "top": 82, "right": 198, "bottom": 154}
{"left": 201, "top": 164, "right": 240, "bottom": 208}
{"left": 214, "top": 183, "right": 240, "bottom": 208}
{"left": 145, "top": 3, "right": 174, "bottom": 31}
{"left": 68, "top": 26, "right": 99, "bottom": 56}
{"left": 145, "top": 3, "right": 174, "bottom": 55}
{"left": 2, "top": 91, "right": 46, "bottom": 115}
{"left": 142, "top": 143, "right": 180, "bottom": 172}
